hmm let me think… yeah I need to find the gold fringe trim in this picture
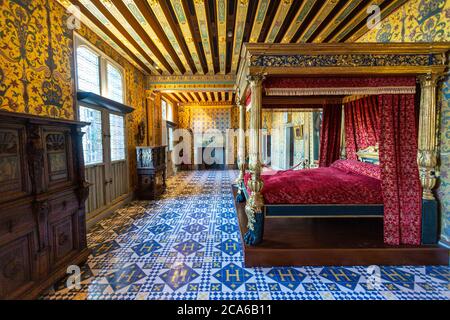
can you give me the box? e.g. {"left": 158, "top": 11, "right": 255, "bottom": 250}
{"left": 265, "top": 87, "right": 416, "bottom": 96}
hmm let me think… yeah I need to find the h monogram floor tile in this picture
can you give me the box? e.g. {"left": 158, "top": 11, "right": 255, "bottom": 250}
{"left": 41, "top": 171, "right": 450, "bottom": 300}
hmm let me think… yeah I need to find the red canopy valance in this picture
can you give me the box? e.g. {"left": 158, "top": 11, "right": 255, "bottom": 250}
{"left": 264, "top": 76, "right": 417, "bottom": 96}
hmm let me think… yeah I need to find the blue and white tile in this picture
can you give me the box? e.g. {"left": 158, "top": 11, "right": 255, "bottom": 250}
{"left": 41, "top": 171, "right": 450, "bottom": 300}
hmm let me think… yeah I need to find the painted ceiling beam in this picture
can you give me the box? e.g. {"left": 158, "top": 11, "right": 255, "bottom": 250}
{"left": 175, "top": 92, "right": 188, "bottom": 103}
{"left": 147, "top": 75, "right": 235, "bottom": 92}
{"left": 141, "top": 0, "right": 193, "bottom": 74}
{"left": 297, "top": 0, "right": 339, "bottom": 43}
{"left": 346, "top": 0, "right": 409, "bottom": 42}
{"left": 329, "top": 0, "right": 385, "bottom": 42}
{"left": 116, "top": 0, "right": 186, "bottom": 74}
{"left": 70, "top": 0, "right": 155, "bottom": 74}
{"left": 214, "top": 91, "right": 219, "bottom": 102}
{"left": 216, "top": 0, "right": 227, "bottom": 74}
{"left": 313, "top": 0, "right": 361, "bottom": 43}
{"left": 169, "top": 0, "right": 205, "bottom": 74}
{"left": 181, "top": 92, "right": 192, "bottom": 102}
{"left": 90, "top": 0, "right": 170, "bottom": 74}
{"left": 265, "top": 0, "right": 293, "bottom": 43}
{"left": 193, "top": 0, "right": 215, "bottom": 74}
{"left": 57, "top": 0, "right": 149, "bottom": 74}
{"left": 249, "top": 0, "right": 271, "bottom": 42}
{"left": 281, "top": 0, "right": 315, "bottom": 43}
{"left": 231, "top": 0, "right": 249, "bottom": 73}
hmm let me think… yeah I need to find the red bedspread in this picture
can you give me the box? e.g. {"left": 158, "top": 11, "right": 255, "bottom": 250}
{"left": 244, "top": 160, "right": 383, "bottom": 205}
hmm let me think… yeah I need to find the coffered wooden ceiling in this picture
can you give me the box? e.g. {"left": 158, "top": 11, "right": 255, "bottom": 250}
{"left": 162, "top": 91, "right": 235, "bottom": 105}
{"left": 59, "top": 0, "right": 408, "bottom": 77}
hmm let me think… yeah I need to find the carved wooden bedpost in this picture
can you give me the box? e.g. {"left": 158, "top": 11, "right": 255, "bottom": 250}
{"left": 235, "top": 96, "right": 247, "bottom": 202}
{"left": 244, "top": 74, "right": 265, "bottom": 245}
{"left": 418, "top": 72, "right": 442, "bottom": 244}
{"left": 235, "top": 99, "right": 246, "bottom": 184}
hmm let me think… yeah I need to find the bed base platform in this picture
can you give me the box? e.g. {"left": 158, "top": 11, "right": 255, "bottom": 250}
{"left": 238, "top": 182, "right": 383, "bottom": 218}
{"left": 232, "top": 186, "right": 449, "bottom": 266}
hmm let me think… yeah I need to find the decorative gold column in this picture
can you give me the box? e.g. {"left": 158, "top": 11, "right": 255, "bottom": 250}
{"left": 418, "top": 73, "right": 441, "bottom": 200}
{"left": 244, "top": 74, "right": 265, "bottom": 245}
{"left": 235, "top": 99, "right": 246, "bottom": 185}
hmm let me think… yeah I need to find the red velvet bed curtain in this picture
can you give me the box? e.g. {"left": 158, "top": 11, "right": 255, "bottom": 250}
{"left": 319, "top": 105, "right": 342, "bottom": 167}
{"left": 344, "top": 96, "right": 381, "bottom": 160}
{"left": 378, "top": 94, "right": 422, "bottom": 245}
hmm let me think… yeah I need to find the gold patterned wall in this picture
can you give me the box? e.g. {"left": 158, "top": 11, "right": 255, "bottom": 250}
{"left": 0, "top": 0, "right": 75, "bottom": 119}
{"left": 0, "top": 0, "right": 149, "bottom": 189}
{"left": 359, "top": 0, "right": 450, "bottom": 244}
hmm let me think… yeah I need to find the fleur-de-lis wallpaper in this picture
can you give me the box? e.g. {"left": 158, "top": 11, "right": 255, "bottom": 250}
{"left": 360, "top": 0, "right": 450, "bottom": 245}
{"left": 0, "top": 0, "right": 149, "bottom": 188}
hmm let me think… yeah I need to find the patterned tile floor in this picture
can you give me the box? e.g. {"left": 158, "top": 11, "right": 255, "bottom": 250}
{"left": 42, "top": 170, "right": 450, "bottom": 300}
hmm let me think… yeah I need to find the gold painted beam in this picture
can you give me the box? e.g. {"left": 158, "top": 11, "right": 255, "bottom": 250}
{"left": 175, "top": 92, "right": 188, "bottom": 103}
{"left": 346, "top": 0, "right": 409, "bottom": 42}
{"left": 231, "top": 0, "right": 249, "bottom": 73}
{"left": 330, "top": 0, "right": 384, "bottom": 42}
{"left": 214, "top": 91, "right": 219, "bottom": 102}
{"left": 145, "top": 0, "right": 193, "bottom": 74}
{"left": 57, "top": 0, "right": 149, "bottom": 74}
{"left": 167, "top": 92, "right": 180, "bottom": 103}
{"left": 281, "top": 0, "right": 315, "bottom": 43}
{"left": 96, "top": 0, "right": 175, "bottom": 74}
{"left": 182, "top": 92, "right": 193, "bottom": 102}
{"left": 147, "top": 74, "right": 235, "bottom": 91}
{"left": 249, "top": 0, "right": 271, "bottom": 43}
{"left": 297, "top": 0, "right": 339, "bottom": 43}
{"left": 169, "top": 0, "right": 205, "bottom": 74}
{"left": 190, "top": 92, "right": 200, "bottom": 103}
{"left": 265, "top": 0, "right": 293, "bottom": 43}
{"left": 216, "top": 0, "right": 227, "bottom": 74}
{"left": 77, "top": 0, "right": 160, "bottom": 74}
{"left": 193, "top": 0, "right": 215, "bottom": 74}
{"left": 179, "top": 101, "right": 234, "bottom": 107}
{"left": 207, "top": 92, "right": 214, "bottom": 102}
{"left": 313, "top": 0, "right": 361, "bottom": 43}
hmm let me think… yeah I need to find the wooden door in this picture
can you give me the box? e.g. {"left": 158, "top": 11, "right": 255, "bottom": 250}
{"left": 79, "top": 106, "right": 129, "bottom": 220}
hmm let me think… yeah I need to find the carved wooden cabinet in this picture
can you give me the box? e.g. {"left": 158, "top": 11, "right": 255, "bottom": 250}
{"left": 136, "top": 146, "right": 166, "bottom": 200}
{"left": 0, "top": 111, "right": 89, "bottom": 299}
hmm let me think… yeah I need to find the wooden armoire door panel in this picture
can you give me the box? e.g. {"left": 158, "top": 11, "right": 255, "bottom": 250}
{"left": 48, "top": 214, "right": 77, "bottom": 269}
{"left": 43, "top": 128, "right": 74, "bottom": 191}
{"left": 0, "top": 125, "right": 31, "bottom": 202}
{"left": 0, "top": 233, "right": 37, "bottom": 299}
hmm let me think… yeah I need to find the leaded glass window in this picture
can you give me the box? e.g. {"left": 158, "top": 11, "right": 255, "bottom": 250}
{"left": 162, "top": 99, "right": 167, "bottom": 120}
{"left": 76, "top": 46, "right": 101, "bottom": 94}
{"left": 79, "top": 106, "right": 103, "bottom": 165}
{"left": 107, "top": 63, "right": 124, "bottom": 103}
{"left": 110, "top": 114, "right": 126, "bottom": 161}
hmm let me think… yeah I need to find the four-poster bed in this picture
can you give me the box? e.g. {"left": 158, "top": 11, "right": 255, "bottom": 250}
{"left": 234, "top": 43, "right": 450, "bottom": 252}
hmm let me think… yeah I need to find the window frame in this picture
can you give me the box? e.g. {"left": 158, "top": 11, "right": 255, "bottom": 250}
{"left": 74, "top": 33, "right": 126, "bottom": 107}
{"left": 74, "top": 33, "right": 128, "bottom": 169}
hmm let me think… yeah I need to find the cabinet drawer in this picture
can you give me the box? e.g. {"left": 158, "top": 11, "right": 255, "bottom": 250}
{"left": 0, "top": 234, "right": 36, "bottom": 299}
{"left": 48, "top": 192, "right": 79, "bottom": 220}
{"left": 0, "top": 203, "right": 34, "bottom": 242}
